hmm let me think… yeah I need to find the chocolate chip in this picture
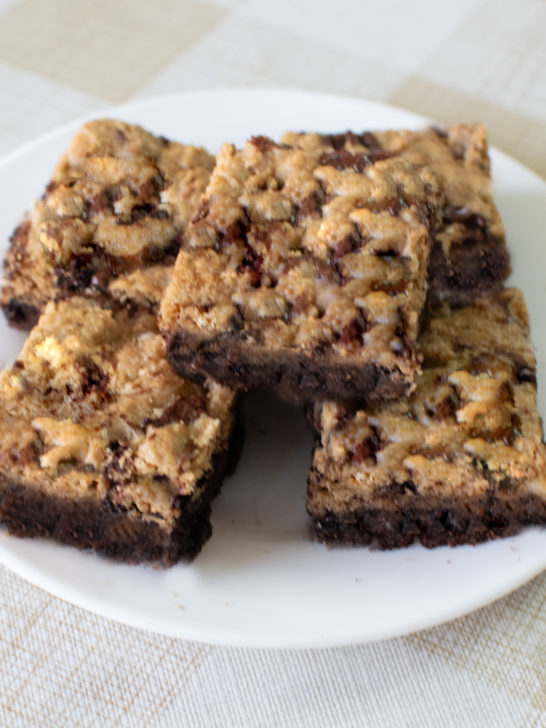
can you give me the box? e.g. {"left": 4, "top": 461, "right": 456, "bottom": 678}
{"left": 3, "top": 299, "right": 39, "bottom": 328}
{"left": 192, "top": 198, "right": 210, "bottom": 224}
{"left": 319, "top": 149, "right": 370, "bottom": 173}
{"left": 333, "top": 403, "right": 359, "bottom": 429}
{"left": 250, "top": 136, "right": 277, "bottom": 154}
{"left": 360, "top": 192, "right": 421, "bottom": 219}
{"left": 55, "top": 257, "right": 95, "bottom": 294}
{"left": 514, "top": 362, "right": 537, "bottom": 387}
{"left": 90, "top": 270, "right": 109, "bottom": 291}
{"left": 137, "top": 178, "right": 158, "bottom": 205}
{"left": 75, "top": 356, "right": 110, "bottom": 398}
{"left": 220, "top": 214, "right": 250, "bottom": 248}
{"left": 251, "top": 223, "right": 276, "bottom": 249}
{"left": 359, "top": 131, "right": 382, "bottom": 150}
{"left": 319, "top": 132, "right": 349, "bottom": 150}
{"left": 443, "top": 205, "right": 487, "bottom": 230}
{"left": 319, "top": 130, "right": 391, "bottom": 163}
{"left": 237, "top": 245, "right": 263, "bottom": 287}
{"left": 414, "top": 200, "right": 437, "bottom": 227}
{"left": 379, "top": 248, "right": 401, "bottom": 261}
{"left": 420, "top": 447, "right": 452, "bottom": 462}
{"left": 43, "top": 180, "right": 59, "bottom": 197}
{"left": 130, "top": 204, "right": 154, "bottom": 222}
{"left": 499, "top": 381, "right": 515, "bottom": 407}
{"left": 468, "top": 354, "right": 494, "bottom": 377}
{"left": 129, "top": 204, "right": 169, "bottom": 223}
{"left": 296, "top": 189, "right": 325, "bottom": 220}
{"left": 145, "top": 394, "right": 206, "bottom": 427}
{"left": 314, "top": 256, "right": 338, "bottom": 281}
{"left": 451, "top": 144, "right": 466, "bottom": 161}
{"left": 330, "top": 228, "right": 365, "bottom": 266}
{"left": 388, "top": 198, "right": 407, "bottom": 217}
{"left": 13, "top": 441, "right": 39, "bottom": 467}
{"left": 106, "top": 186, "right": 122, "bottom": 203}
{"left": 336, "top": 313, "right": 370, "bottom": 345}
{"left": 114, "top": 129, "right": 127, "bottom": 143}
{"left": 430, "top": 391, "right": 460, "bottom": 421}
{"left": 352, "top": 426, "right": 383, "bottom": 464}
{"left": 87, "top": 190, "right": 110, "bottom": 217}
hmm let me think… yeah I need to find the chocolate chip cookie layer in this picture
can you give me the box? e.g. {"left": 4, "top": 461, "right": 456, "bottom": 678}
{"left": 0, "top": 297, "right": 239, "bottom": 564}
{"left": 161, "top": 134, "right": 439, "bottom": 402}
{"left": 1, "top": 119, "right": 215, "bottom": 329}
{"left": 283, "top": 125, "right": 508, "bottom": 307}
{"left": 307, "top": 288, "right": 546, "bottom": 549}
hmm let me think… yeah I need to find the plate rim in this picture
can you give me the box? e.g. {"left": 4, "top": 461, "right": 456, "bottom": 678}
{"left": 0, "top": 87, "right": 544, "bottom": 649}
{"left": 1, "top": 86, "right": 544, "bottom": 185}
{"left": 1, "top": 529, "right": 545, "bottom": 649}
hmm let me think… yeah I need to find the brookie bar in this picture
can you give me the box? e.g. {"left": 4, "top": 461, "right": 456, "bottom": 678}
{"left": 0, "top": 297, "right": 239, "bottom": 564}
{"left": 1, "top": 119, "right": 215, "bottom": 329}
{"left": 283, "top": 124, "right": 509, "bottom": 307}
{"left": 161, "top": 134, "right": 440, "bottom": 402}
{"left": 307, "top": 288, "right": 546, "bottom": 549}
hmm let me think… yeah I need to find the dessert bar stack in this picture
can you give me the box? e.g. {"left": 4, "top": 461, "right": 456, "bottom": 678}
{"left": 307, "top": 289, "right": 546, "bottom": 547}
{"left": 160, "top": 124, "right": 545, "bottom": 549}
{"left": 0, "top": 120, "right": 240, "bottom": 565}
{"left": 0, "top": 297, "right": 238, "bottom": 563}
{"left": 161, "top": 132, "right": 439, "bottom": 402}
{"left": 1, "top": 119, "right": 215, "bottom": 328}
{"left": 1, "top": 118, "right": 545, "bottom": 564}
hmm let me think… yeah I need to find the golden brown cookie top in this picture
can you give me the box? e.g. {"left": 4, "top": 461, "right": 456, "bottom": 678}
{"left": 284, "top": 125, "right": 505, "bottom": 257}
{"left": 0, "top": 297, "right": 235, "bottom": 523}
{"left": 310, "top": 288, "right": 546, "bottom": 512}
{"left": 161, "top": 133, "right": 440, "bottom": 381}
{"left": 1, "top": 119, "right": 215, "bottom": 324}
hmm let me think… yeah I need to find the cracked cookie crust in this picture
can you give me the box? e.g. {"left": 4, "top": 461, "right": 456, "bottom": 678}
{"left": 283, "top": 124, "right": 509, "bottom": 308}
{"left": 307, "top": 288, "right": 546, "bottom": 549}
{"left": 161, "top": 134, "right": 439, "bottom": 402}
{"left": 1, "top": 119, "right": 215, "bottom": 329}
{"left": 0, "top": 297, "right": 239, "bottom": 565}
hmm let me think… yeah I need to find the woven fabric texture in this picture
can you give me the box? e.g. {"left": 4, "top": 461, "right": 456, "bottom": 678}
{"left": 0, "top": 1, "right": 544, "bottom": 725}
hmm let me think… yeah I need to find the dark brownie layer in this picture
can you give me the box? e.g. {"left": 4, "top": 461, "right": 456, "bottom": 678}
{"left": 428, "top": 239, "right": 508, "bottom": 308}
{"left": 0, "top": 423, "right": 243, "bottom": 565}
{"left": 310, "top": 493, "right": 546, "bottom": 549}
{"left": 166, "top": 330, "right": 408, "bottom": 403}
{"left": 428, "top": 216, "right": 509, "bottom": 308}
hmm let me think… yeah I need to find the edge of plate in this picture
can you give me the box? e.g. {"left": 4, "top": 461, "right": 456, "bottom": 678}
{"left": 0, "top": 88, "right": 544, "bottom": 649}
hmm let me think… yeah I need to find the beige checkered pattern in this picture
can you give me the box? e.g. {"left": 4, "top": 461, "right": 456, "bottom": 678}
{"left": 0, "top": 0, "right": 544, "bottom": 725}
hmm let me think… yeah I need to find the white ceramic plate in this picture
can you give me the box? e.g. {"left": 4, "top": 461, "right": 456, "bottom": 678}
{"left": 0, "top": 89, "right": 545, "bottom": 649}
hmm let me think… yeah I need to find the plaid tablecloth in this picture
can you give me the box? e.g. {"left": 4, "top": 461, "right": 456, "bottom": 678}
{"left": 0, "top": 1, "right": 544, "bottom": 725}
